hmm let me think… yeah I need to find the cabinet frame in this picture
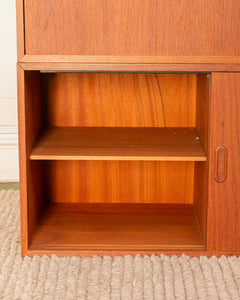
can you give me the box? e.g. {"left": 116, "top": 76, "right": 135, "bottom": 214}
{"left": 16, "top": 0, "right": 240, "bottom": 256}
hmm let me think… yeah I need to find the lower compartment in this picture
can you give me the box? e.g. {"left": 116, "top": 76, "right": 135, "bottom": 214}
{"left": 29, "top": 203, "right": 205, "bottom": 252}
{"left": 26, "top": 160, "right": 207, "bottom": 254}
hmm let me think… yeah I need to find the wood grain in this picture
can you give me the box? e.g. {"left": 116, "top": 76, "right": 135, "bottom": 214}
{"left": 19, "top": 62, "right": 240, "bottom": 72}
{"left": 24, "top": 71, "right": 43, "bottom": 250}
{"left": 41, "top": 73, "right": 196, "bottom": 128}
{"left": 207, "top": 73, "right": 240, "bottom": 252}
{"left": 194, "top": 74, "right": 210, "bottom": 242}
{"left": 24, "top": 0, "right": 240, "bottom": 56}
{"left": 17, "top": 65, "right": 28, "bottom": 254}
{"left": 30, "top": 203, "right": 204, "bottom": 251}
{"left": 195, "top": 74, "right": 210, "bottom": 154}
{"left": 16, "top": 0, "right": 25, "bottom": 59}
{"left": 20, "top": 55, "right": 240, "bottom": 64}
{"left": 30, "top": 127, "right": 206, "bottom": 161}
{"left": 42, "top": 161, "right": 194, "bottom": 204}
{"left": 17, "top": 68, "right": 43, "bottom": 253}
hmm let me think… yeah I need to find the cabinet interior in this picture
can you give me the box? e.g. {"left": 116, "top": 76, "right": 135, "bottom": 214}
{"left": 25, "top": 72, "right": 209, "bottom": 251}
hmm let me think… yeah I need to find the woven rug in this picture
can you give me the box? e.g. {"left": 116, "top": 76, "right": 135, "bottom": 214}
{"left": 0, "top": 190, "right": 240, "bottom": 299}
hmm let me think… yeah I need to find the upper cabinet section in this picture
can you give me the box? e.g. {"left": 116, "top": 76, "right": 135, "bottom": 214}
{"left": 23, "top": 0, "right": 240, "bottom": 56}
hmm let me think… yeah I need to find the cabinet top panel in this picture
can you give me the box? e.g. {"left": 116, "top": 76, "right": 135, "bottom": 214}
{"left": 21, "top": 0, "right": 240, "bottom": 58}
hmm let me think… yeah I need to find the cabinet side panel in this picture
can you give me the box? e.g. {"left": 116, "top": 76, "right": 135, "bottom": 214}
{"left": 24, "top": 0, "right": 240, "bottom": 56}
{"left": 42, "top": 73, "right": 196, "bottom": 128}
{"left": 18, "top": 65, "right": 28, "bottom": 253}
{"left": 18, "top": 68, "right": 43, "bottom": 253}
{"left": 207, "top": 73, "right": 240, "bottom": 252}
{"left": 43, "top": 161, "right": 194, "bottom": 204}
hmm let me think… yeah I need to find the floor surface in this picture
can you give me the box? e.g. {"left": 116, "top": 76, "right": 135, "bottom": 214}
{"left": 0, "top": 182, "right": 19, "bottom": 190}
{"left": 0, "top": 189, "right": 240, "bottom": 299}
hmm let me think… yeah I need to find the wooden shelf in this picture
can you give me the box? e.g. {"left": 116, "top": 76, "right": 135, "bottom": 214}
{"left": 30, "top": 203, "right": 205, "bottom": 251}
{"left": 30, "top": 127, "right": 206, "bottom": 161}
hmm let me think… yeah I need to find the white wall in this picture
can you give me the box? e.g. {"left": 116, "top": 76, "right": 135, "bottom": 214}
{"left": 0, "top": 0, "right": 19, "bottom": 181}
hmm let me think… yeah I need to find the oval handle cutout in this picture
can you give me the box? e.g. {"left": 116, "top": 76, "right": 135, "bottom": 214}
{"left": 215, "top": 146, "right": 228, "bottom": 183}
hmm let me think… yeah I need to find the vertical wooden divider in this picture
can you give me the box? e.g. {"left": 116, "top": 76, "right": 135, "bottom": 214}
{"left": 18, "top": 67, "right": 43, "bottom": 253}
{"left": 194, "top": 74, "right": 210, "bottom": 243}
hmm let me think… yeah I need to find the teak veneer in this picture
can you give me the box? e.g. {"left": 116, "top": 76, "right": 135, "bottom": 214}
{"left": 30, "top": 203, "right": 204, "bottom": 252}
{"left": 30, "top": 127, "right": 206, "bottom": 161}
{"left": 16, "top": 0, "right": 240, "bottom": 257}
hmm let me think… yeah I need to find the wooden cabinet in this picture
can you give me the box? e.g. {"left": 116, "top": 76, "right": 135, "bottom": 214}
{"left": 16, "top": 0, "right": 240, "bottom": 256}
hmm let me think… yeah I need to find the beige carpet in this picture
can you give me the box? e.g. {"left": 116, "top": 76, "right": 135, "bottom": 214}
{"left": 1, "top": 190, "right": 240, "bottom": 299}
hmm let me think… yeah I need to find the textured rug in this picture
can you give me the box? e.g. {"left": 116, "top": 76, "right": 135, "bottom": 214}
{"left": 0, "top": 190, "right": 240, "bottom": 299}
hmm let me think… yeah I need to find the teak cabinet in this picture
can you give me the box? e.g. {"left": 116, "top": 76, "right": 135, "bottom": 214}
{"left": 16, "top": 0, "right": 240, "bottom": 256}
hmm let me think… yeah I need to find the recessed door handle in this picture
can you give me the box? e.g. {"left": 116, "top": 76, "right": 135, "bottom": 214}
{"left": 215, "top": 145, "right": 228, "bottom": 183}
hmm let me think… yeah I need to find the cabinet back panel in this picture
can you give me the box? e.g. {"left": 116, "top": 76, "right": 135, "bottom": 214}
{"left": 41, "top": 73, "right": 196, "bottom": 127}
{"left": 24, "top": 0, "right": 240, "bottom": 56}
{"left": 43, "top": 161, "right": 194, "bottom": 204}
